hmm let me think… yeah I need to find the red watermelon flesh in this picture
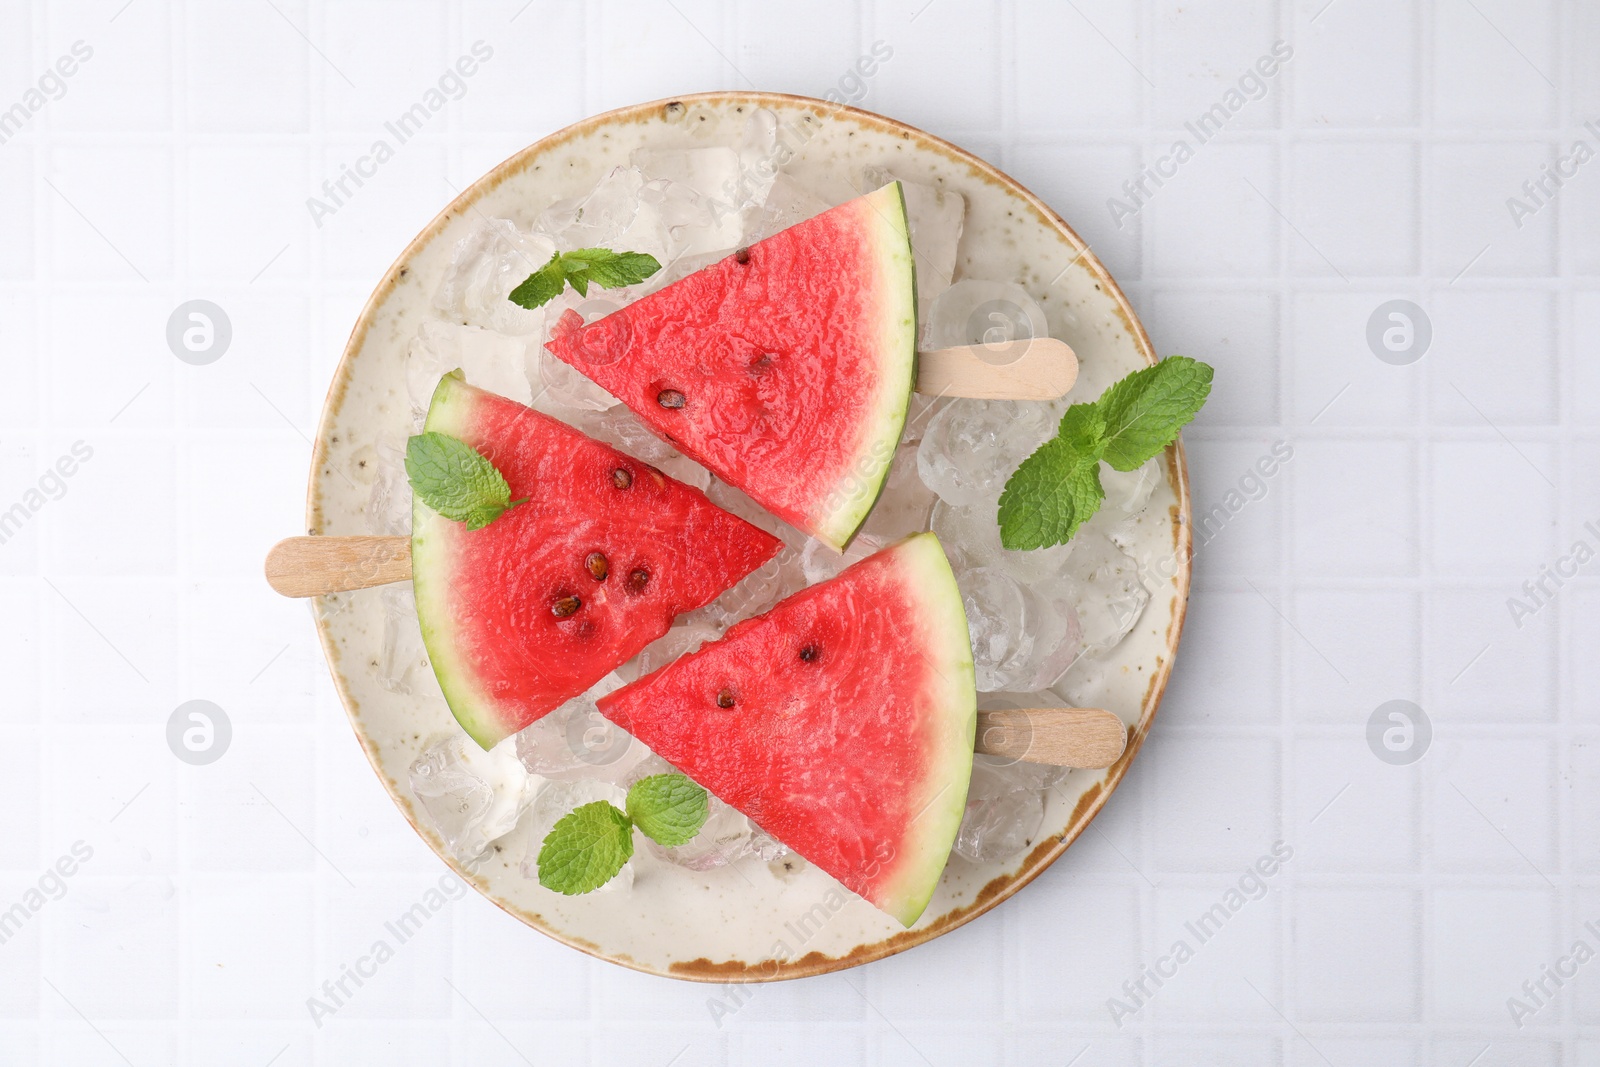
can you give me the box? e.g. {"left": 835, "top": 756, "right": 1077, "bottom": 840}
{"left": 544, "top": 183, "right": 917, "bottom": 552}
{"left": 597, "top": 532, "right": 975, "bottom": 926}
{"left": 411, "top": 373, "right": 783, "bottom": 750}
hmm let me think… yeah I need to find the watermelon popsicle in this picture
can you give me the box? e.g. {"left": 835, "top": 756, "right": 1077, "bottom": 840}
{"left": 409, "top": 373, "right": 783, "bottom": 749}
{"left": 544, "top": 183, "right": 919, "bottom": 553}
{"left": 597, "top": 532, "right": 977, "bottom": 927}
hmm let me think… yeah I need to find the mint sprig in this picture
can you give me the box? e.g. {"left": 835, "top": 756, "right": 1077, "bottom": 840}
{"left": 405, "top": 431, "right": 527, "bottom": 530}
{"left": 998, "top": 356, "right": 1213, "bottom": 550}
{"left": 536, "top": 773, "right": 711, "bottom": 895}
{"left": 508, "top": 248, "right": 662, "bottom": 310}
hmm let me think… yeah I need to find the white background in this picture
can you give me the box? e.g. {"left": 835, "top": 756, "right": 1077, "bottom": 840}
{"left": 2, "top": 0, "right": 1596, "bottom": 1064}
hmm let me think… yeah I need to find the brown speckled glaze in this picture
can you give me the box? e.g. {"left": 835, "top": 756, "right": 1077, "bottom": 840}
{"left": 306, "top": 92, "right": 1192, "bottom": 983}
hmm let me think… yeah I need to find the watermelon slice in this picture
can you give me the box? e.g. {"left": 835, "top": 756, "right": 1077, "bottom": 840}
{"left": 545, "top": 183, "right": 918, "bottom": 552}
{"left": 412, "top": 373, "right": 783, "bottom": 749}
{"left": 598, "top": 532, "right": 975, "bottom": 926}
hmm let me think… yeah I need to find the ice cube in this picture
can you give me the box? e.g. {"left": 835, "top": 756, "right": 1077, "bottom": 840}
{"left": 742, "top": 174, "right": 831, "bottom": 243}
{"left": 365, "top": 439, "right": 410, "bottom": 536}
{"left": 632, "top": 147, "right": 745, "bottom": 255}
{"left": 956, "top": 567, "right": 1032, "bottom": 693}
{"left": 620, "top": 620, "right": 721, "bottom": 683}
{"left": 954, "top": 755, "right": 1048, "bottom": 864}
{"left": 536, "top": 166, "right": 671, "bottom": 262}
{"left": 956, "top": 567, "right": 1084, "bottom": 692}
{"left": 407, "top": 320, "right": 536, "bottom": 419}
{"left": 901, "top": 394, "right": 948, "bottom": 445}
{"left": 410, "top": 733, "right": 535, "bottom": 863}
{"left": 688, "top": 546, "right": 804, "bottom": 632}
{"left": 930, "top": 497, "right": 1075, "bottom": 585}
{"left": 1023, "top": 575, "right": 1087, "bottom": 691}
{"left": 572, "top": 404, "right": 680, "bottom": 464}
{"left": 377, "top": 583, "right": 427, "bottom": 694}
{"left": 916, "top": 398, "right": 1059, "bottom": 508}
{"left": 859, "top": 441, "right": 937, "bottom": 543}
{"left": 732, "top": 107, "right": 784, "bottom": 210}
{"left": 1101, "top": 458, "right": 1160, "bottom": 517}
{"left": 521, "top": 778, "right": 634, "bottom": 893}
{"left": 1052, "top": 651, "right": 1115, "bottom": 713}
{"left": 652, "top": 452, "right": 713, "bottom": 491}
{"left": 859, "top": 166, "right": 966, "bottom": 314}
{"left": 924, "top": 280, "right": 1050, "bottom": 362}
{"left": 634, "top": 146, "right": 741, "bottom": 204}
{"left": 1071, "top": 530, "right": 1149, "bottom": 652}
{"left": 706, "top": 478, "right": 806, "bottom": 549}
{"left": 800, "top": 533, "right": 882, "bottom": 585}
{"left": 533, "top": 302, "right": 621, "bottom": 414}
{"left": 434, "top": 218, "right": 557, "bottom": 336}
{"left": 512, "top": 673, "right": 649, "bottom": 782}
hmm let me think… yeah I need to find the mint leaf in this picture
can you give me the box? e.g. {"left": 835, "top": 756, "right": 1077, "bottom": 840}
{"left": 1096, "top": 356, "right": 1214, "bottom": 472}
{"left": 405, "top": 431, "right": 524, "bottom": 530}
{"left": 997, "top": 436, "right": 1105, "bottom": 550}
{"left": 626, "top": 773, "right": 709, "bottom": 847}
{"left": 508, "top": 252, "right": 567, "bottom": 310}
{"left": 565, "top": 249, "right": 662, "bottom": 290}
{"left": 536, "top": 801, "right": 634, "bottom": 895}
{"left": 1056, "top": 401, "right": 1107, "bottom": 454}
{"left": 507, "top": 248, "right": 662, "bottom": 310}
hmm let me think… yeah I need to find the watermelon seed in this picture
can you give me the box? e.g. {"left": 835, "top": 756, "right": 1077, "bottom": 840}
{"left": 626, "top": 568, "right": 650, "bottom": 594}
{"left": 551, "top": 595, "right": 581, "bottom": 618}
{"left": 657, "top": 389, "right": 686, "bottom": 409}
{"left": 799, "top": 644, "right": 820, "bottom": 663}
{"left": 716, "top": 688, "right": 736, "bottom": 708}
{"left": 735, "top": 247, "right": 750, "bottom": 264}
{"left": 585, "top": 552, "right": 609, "bottom": 581}
{"left": 611, "top": 468, "right": 633, "bottom": 489}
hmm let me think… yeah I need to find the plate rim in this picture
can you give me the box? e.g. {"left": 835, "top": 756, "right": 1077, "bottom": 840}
{"left": 306, "top": 90, "right": 1193, "bottom": 983}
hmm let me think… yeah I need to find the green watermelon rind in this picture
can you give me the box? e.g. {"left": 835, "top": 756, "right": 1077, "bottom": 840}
{"left": 875, "top": 532, "right": 976, "bottom": 926}
{"left": 410, "top": 371, "right": 506, "bottom": 750}
{"left": 811, "top": 182, "right": 918, "bottom": 552}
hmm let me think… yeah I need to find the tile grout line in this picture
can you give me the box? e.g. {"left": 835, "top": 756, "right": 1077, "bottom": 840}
{"left": 1275, "top": 0, "right": 1296, "bottom": 1034}
{"left": 173, "top": 0, "right": 196, "bottom": 1048}
{"left": 1554, "top": 0, "right": 1576, "bottom": 1047}
{"left": 29, "top": 0, "right": 48, "bottom": 1055}
{"left": 1418, "top": 0, "right": 1439, "bottom": 1053}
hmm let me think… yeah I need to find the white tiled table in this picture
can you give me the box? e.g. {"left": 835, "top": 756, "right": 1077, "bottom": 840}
{"left": 2, "top": 1, "right": 1595, "bottom": 1063}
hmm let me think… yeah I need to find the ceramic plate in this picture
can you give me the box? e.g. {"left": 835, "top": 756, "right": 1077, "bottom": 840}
{"left": 307, "top": 91, "right": 1192, "bottom": 982}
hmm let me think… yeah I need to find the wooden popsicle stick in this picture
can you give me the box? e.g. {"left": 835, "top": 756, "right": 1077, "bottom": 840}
{"left": 915, "top": 337, "right": 1078, "bottom": 401}
{"left": 974, "top": 707, "right": 1127, "bottom": 769}
{"left": 264, "top": 535, "right": 411, "bottom": 598}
